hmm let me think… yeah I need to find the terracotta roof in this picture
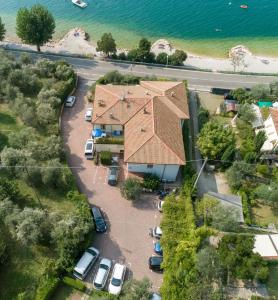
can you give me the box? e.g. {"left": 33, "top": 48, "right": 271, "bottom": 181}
{"left": 93, "top": 81, "right": 189, "bottom": 165}
{"left": 270, "top": 108, "right": 278, "bottom": 134}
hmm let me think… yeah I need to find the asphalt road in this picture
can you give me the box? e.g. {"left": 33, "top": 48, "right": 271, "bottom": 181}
{"left": 7, "top": 49, "right": 278, "bottom": 89}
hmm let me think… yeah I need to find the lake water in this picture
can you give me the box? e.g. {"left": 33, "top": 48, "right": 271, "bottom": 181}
{"left": 2, "top": 0, "right": 278, "bottom": 57}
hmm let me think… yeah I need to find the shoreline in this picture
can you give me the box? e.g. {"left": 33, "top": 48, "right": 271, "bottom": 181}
{"left": 2, "top": 28, "right": 278, "bottom": 74}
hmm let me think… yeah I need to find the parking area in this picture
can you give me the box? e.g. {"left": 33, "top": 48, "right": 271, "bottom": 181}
{"left": 61, "top": 77, "right": 163, "bottom": 290}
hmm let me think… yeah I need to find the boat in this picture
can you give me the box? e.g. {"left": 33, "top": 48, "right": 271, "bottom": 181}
{"left": 240, "top": 4, "right": 248, "bottom": 9}
{"left": 72, "top": 0, "right": 88, "bottom": 8}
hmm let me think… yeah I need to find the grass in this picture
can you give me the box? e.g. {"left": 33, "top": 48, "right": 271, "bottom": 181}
{"left": 211, "top": 115, "right": 233, "bottom": 126}
{"left": 266, "top": 263, "right": 278, "bottom": 297}
{"left": 197, "top": 92, "right": 223, "bottom": 114}
{"left": 252, "top": 203, "right": 278, "bottom": 227}
{"left": 52, "top": 283, "right": 82, "bottom": 300}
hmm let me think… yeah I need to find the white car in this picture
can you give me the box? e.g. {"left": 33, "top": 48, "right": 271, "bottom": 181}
{"left": 158, "top": 200, "right": 164, "bottom": 212}
{"left": 152, "top": 226, "right": 162, "bottom": 239}
{"left": 108, "top": 263, "right": 126, "bottom": 295}
{"left": 85, "top": 108, "right": 93, "bottom": 121}
{"left": 65, "top": 95, "right": 76, "bottom": 107}
{"left": 84, "top": 139, "right": 94, "bottom": 159}
{"left": 93, "top": 258, "right": 112, "bottom": 290}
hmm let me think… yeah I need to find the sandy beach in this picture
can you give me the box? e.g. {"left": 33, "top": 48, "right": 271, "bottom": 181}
{"left": 2, "top": 28, "right": 278, "bottom": 74}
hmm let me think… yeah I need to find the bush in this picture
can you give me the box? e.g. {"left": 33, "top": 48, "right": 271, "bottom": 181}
{"left": 118, "top": 52, "right": 126, "bottom": 60}
{"left": 256, "top": 164, "right": 269, "bottom": 176}
{"left": 95, "top": 137, "right": 124, "bottom": 145}
{"left": 100, "top": 151, "right": 112, "bottom": 165}
{"left": 121, "top": 178, "right": 142, "bottom": 200}
{"left": 62, "top": 276, "right": 86, "bottom": 292}
{"left": 36, "top": 276, "right": 60, "bottom": 300}
{"left": 239, "top": 190, "right": 252, "bottom": 225}
{"left": 142, "top": 173, "right": 160, "bottom": 190}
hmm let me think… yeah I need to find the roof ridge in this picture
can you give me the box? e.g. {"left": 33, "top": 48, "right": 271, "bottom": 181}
{"left": 93, "top": 97, "right": 121, "bottom": 122}
{"left": 97, "top": 84, "right": 122, "bottom": 99}
{"left": 162, "top": 95, "right": 189, "bottom": 119}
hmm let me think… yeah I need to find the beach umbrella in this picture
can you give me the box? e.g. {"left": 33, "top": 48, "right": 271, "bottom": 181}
{"left": 92, "top": 128, "right": 103, "bottom": 138}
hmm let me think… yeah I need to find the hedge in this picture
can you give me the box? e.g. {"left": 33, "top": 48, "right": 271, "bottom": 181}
{"left": 36, "top": 276, "right": 60, "bottom": 300}
{"left": 100, "top": 151, "right": 112, "bottom": 165}
{"left": 239, "top": 190, "right": 252, "bottom": 225}
{"left": 62, "top": 276, "right": 86, "bottom": 292}
{"left": 95, "top": 137, "right": 124, "bottom": 145}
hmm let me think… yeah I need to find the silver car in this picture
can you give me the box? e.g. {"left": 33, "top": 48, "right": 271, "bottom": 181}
{"left": 108, "top": 166, "right": 119, "bottom": 186}
{"left": 93, "top": 258, "right": 112, "bottom": 290}
{"left": 65, "top": 95, "right": 76, "bottom": 107}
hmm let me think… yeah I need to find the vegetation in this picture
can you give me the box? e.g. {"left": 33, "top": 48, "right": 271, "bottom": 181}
{"left": 100, "top": 151, "right": 112, "bottom": 165}
{"left": 16, "top": 5, "right": 55, "bottom": 52}
{"left": 94, "top": 136, "right": 124, "bottom": 145}
{"left": 142, "top": 173, "right": 160, "bottom": 190}
{"left": 0, "top": 17, "right": 6, "bottom": 41}
{"left": 121, "top": 277, "right": 152, "bottom": 300}
{"left": 96, "top": 33, "right": 117, "bottom": 57}
{"left": 0, "top": 50, "right": 93, "bottom": 299}
{"left": 62, "top": 276, "right": 86, "bottom": 292}
{"left": 197, "top": 120, "right": 236, "bottom": 160}
{"left": 121, "top": 178, "right": 142, "bottom": 200}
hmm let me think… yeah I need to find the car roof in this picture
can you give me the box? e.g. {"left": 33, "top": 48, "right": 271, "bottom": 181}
{"left": 113, "top": 263, "right": 125, "bottom": 279}
{"left": 100, "top": 257, "right": 112, "bottom": 267}
{"left": 150, "top": 256, "right": 163, "bottom": 264}
{"left": 92, "top": 207, "right": 102, "bottom": 217}
{"left": 155, "top": 227, "right": 162, "bottom": 234}
{"left": 74, "top": 248, "right": 97, "bottom": 274}
{"left": 155, "top": 242, "right": 161, "bottom": 250}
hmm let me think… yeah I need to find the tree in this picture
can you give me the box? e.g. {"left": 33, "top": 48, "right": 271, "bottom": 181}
{"left": 221, "top": 144, "right": 235, "bottom": 168}
{"left": 20, "top": 53, "right": 31, "bottom": 65}
{"left": 36, "top": 103, "right": 56, "bottom": 126}
{"left": 250, "top": 84, "right": 270, "bottom": 100}
{"left": 0, "top": 17, "right": 6, "bottom": 41}
{"left": 230, "top": 88, "right": 255, "bottom": 104}
{"left": 137, "top": 38, "right": 154, "bottom": 62}
{"left": 0, "top": 177, "right": 22, "bottom": 204}
{"left": 254, "top": 182, "right": 278, "bottom": 203}
{"left": 197, "top": 121, "right": 235, "bottom": 160}
{"left": 211, "top": 204, "right": 239, "bottom": 232}
{"left": 196, "top": 196, "right": 218, "bottom": 225}
{"left": 16, "top": 5, "right": 55, "bottom": 52}
{"left": 121, "top": 178, "right": 142, "bottom": 200}
{"left": 8, "top": 127, "right": 35, "bottom": 149}
{"left": 230, "top": 52, "right": 245, "bottom": 72}
{"left": 156, "top": 52, "right": 168, "bottom": 65}
{"left": 122, "top": 277, "right": 152, "bottom": 300}
{"left": 96, "top": 33, "right": 116, "bottom": 57}
{"left": 218, "top": 235, "right": 269, "bottom": 282}
{"left": 169, "top": 50, "right": 187, "bottom": 66}
{"left": 254, "top": 130, "right": 266, "bottom": 153}
{"left": 238, "top": 103, "right": 256, "bottom": 123}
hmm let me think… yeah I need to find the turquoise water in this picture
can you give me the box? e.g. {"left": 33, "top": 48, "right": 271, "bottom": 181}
{"left": 2, "top": 0, "right": 278, "bottom": 57}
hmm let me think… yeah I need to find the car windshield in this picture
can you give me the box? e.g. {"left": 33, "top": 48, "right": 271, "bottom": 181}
{"left": 86, "top": 143, "right": 93, "bottom": 150}
{"left": 152, "top": 257, "right": 162, "bottom": 265}
{"left": 110, "top": 168, "right": 117, "bottom": 175}
{"left": 96, "top": 218, "right": 105, "bottom": 227}
{"left": 87, "top": 248, "right": 97, "bottom": 256}
{"left": 67, "top": 97, "right": 73, "bottom": 103}
{"left": 94, "top": 282, "right": 102, "bottom": 288}
{"left": 100, "top": 264, "right": 109, "bottom": 270}
{"left": 73, "top": 270, "right": 82, "bottom": 278}
{"left": 111, "top": 278, "right": 121, "bottom": 286}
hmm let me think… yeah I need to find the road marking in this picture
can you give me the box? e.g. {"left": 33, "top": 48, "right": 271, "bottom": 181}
{"left": 93, "top": 166, "right": 99, "bottom": 184}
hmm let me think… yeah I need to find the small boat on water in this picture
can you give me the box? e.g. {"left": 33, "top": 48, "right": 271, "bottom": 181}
{"left": 240, "top": 4, "right": 248, "bottom": 9}
{"left": 72, "top": 0, "right": 88, "bottom": 8}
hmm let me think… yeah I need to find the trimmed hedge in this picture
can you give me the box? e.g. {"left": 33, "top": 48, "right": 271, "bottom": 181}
{"left": 36, "top": 276, "right": 60, "bottom": 300}
{"left": 239, "top": 190, "right": 252, "bottom": 225}
{"left": 95, "top": 137, "right": 124, "bottom": 145}
{"left": 62, "top": 276, "right": 86, "bottom": 292}
{"left": 100, "top": 151, "right": 112, "bottom": 165}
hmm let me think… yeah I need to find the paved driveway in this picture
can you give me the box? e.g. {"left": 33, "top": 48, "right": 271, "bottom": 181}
{"left": 61, "top": 77, "right": 163, "bottom": 290}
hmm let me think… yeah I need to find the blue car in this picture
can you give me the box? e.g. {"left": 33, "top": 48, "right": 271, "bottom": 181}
{"left": 154, "top": 241, "right": 163, "bottom": 255}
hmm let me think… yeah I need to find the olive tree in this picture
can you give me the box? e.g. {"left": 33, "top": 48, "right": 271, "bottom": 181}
{"left": 0, "top": 17, "right": 6, "bottom": 41}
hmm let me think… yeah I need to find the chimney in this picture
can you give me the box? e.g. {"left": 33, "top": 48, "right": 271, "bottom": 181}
{"left": 145, "top": 91, "right": 150, "bottom": 96}
{"left": 171, "top": 91, "right": 176, "bottom": 97}
{"left": 143, "top": 107, "right": 147, "bottom": 114}
{"left": 140, "top": 128, "right": 145, "bottom": 132}
{"left": 110, "top": 113, "right": 113, "bottom": 119}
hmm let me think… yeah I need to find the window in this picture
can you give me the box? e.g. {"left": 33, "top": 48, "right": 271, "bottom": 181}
{"left": 147, "top": 164, "right": 153, "bottom": 169}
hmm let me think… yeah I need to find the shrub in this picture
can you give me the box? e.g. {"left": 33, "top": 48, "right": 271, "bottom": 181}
{"left": 121, "top": 178, "right": 142, "bottom": 200}
{"left": 239, "top": 190, "right": 252, "bottom": 225}
{"left": 36, "top": 276, "right": 60, "bottom": 300}
{"left": 142, "top": 173, "right": 160, "bottom": 190}
{"left": 118, "top": 52, "right": 127, "bottom": 60}
{"left": 100, "top": 151, "right": 112, "bottom": 165}
{"left": 256, "top": 164, "right": 269, "bottom": 177}
{"left": 62, "top": 276, "right": 86, "bottom": 292}
{"left": 95, "top": 137, "right": 124, "bottom": 145}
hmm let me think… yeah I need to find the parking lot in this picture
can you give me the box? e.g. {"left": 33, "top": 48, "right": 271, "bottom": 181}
{"left": 61, "top": 78, "right": 163, "bottom": 291}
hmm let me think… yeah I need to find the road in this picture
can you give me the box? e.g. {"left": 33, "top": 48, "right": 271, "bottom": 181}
{"left": 8, "top": 49, "right": 278, "bottom": 89}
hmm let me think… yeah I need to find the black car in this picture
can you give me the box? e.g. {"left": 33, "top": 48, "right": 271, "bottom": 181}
{"left": 91, "top": 207, "right": 107, "bottom": 233}
{"left": 148, "top": 256, "right": 163, "bottom": 272}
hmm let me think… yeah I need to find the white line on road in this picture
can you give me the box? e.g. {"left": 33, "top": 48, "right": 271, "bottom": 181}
{"left": 93, "top": 166, "right": 99, "bottom": 184}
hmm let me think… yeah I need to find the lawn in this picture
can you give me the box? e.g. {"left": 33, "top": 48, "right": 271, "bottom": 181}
{"left": 52, "top": 283, "right": 82, "bottom": 300}
{"left": 197, "top": 92, "right": 223, "bottom": 114}
{"left": 252, "top": 203, "right": 278, "bottom": 227}
{"left": 266, "top": 263, "right": 278, "bottom": 297}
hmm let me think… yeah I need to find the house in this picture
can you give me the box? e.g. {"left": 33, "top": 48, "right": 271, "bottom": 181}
{"left": 253, "top": 235, "right": 278, "bottom": 260}
{"left": 204, "top": 191, "right": 244, "bottom": 223}
{"left": 261, "top": 108, "right": 278, "bottom": 152}
{"left": 250, "top": 104, "right": 264, "bottom": 129}
{"left": 92, "top": 81, "right": 189, "bottom": 181}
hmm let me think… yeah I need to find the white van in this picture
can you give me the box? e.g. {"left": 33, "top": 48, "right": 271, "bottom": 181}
{"left": 108, "top": 263, "right": 126, "bottom": 295}
{"left": 73, "top": 247, "right": 100, "bottom": 280}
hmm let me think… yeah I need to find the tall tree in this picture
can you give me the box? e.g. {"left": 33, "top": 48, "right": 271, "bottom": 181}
{"left": 0, "top": 17, "right": 6, "bottom": 41}
{"left": 96, "top": 33, "right": 116, "bottom": 57}
{"left": 16, "top": 5, "right": 55, "bottom": 52}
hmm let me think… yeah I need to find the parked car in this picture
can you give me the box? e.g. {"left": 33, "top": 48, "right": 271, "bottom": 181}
{"left": 108, "top": 263, "right": 126, "bottom": 295}
{"left": 151, "top": 293, "right": 162, "bottom": 300}
{"left": 107, "top": 166, "right": 119, "bottom": 186}
{"left": 91, "top": 207, "right": 107, "bottom": 233}
{"left": 84, "top": 139, "right": 95, "bottom": 159}
{"left": 148, "top": 256, "right": 163, "bottom": 272}
{"left": 65, "top": 95, "right": 76, "bottom": 107}
{"left": 93, "top": 258, "right": 112, "bottom": 290}
{"left": 85, "top": 108, "right": 93, "bottom": 121}
{"left": 73, "top": 247, "right": 99, "bottom": 280}
{"left": 157, "top": 200, "right": 164, "bottom": 212}
{"left": 154, "top": 241, "right": 163, "bottom": 256}
{"left": 150, "top": 226, "right": 162, "bottom": 239}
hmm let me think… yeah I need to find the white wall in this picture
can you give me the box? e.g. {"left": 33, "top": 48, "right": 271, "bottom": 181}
{"left": 127, "top": 163, "right": 180, "bottom": 182}
{"left": 262, "top": 115, "right": 278, "bottom": 151}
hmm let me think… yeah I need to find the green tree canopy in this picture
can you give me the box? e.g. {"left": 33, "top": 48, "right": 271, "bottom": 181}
{"left": 96, "top": 33, "right": 117, "bottom": 56}
{"left": 16, "top": 5, "right": 55, "bottom": 52}
{"left": 250, "top": 84, "right": 270, "bottom": 100}
{"left": 156, "top": 52, "right": 168, "bottom": 65}
{"left": 122, "top": 277, "right": 152, "bottom": 300}
{"left": 197, "top": 121, "right": 236, "bottom": 160}
{"left": 238, "top": 103, "right": 256, "bottom": 123}
{"left": 169, "top": 49, "right": 187, "bottom": 66}
{"left": 0, "top": 17, "right": 6, "bottom": 41}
